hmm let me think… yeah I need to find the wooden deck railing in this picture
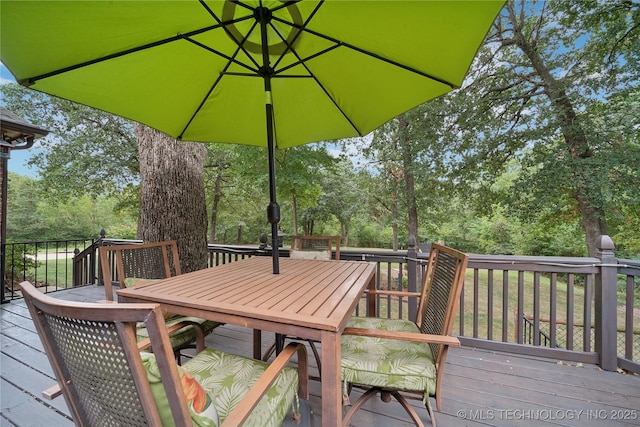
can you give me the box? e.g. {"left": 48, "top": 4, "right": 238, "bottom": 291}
{"left": 3, "top": 232, "right": 637, "bottom": 374}
{"left": 0, "top": 238, "right": 95, "bottom": 303}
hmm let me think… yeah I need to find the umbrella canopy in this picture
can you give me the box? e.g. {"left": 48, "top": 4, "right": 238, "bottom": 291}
{"left": 1, "top": 0, "right": 504, "bottom": 272}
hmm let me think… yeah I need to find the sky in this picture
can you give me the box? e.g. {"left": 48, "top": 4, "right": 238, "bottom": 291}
{"left": 1, "top": 63, "right": 42, "bottom": 178}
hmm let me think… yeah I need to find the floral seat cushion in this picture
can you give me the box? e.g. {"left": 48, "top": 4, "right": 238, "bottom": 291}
{"left": 142, "top": 352, "right": 219, "bottom": 426}
{"left": 136, "top": 316, "right": 221, "bottom": 350}
{"left": 124, "top": 277, "right": 221, "bottom": 348}
{"left": 341, "top": 316, "right": 437, "bottom": 404}
{"left": 184, "top": 347, "right": 300, "bottom": 427}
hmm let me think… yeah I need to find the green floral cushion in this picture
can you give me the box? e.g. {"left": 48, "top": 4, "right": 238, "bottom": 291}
{"left": 123, "top": 277, "right": 158, "bottom": 288}
{"left": 141, "top": 352, "right": 219, "bottom": 426}
{"left": 136, "top": 317, "right": 220, "bottom": 350}
{"left": 341, "top": 316, "right": 437, "bottom": 405}
{"left": 346, "top": 315, "right": 422, "bottom": 332}
{"left": 184, "top": 348, "right": 299, "bottom": 427}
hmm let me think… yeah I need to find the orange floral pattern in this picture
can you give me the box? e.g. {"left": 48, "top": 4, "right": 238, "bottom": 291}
{"left": 181, "top": 370, "right": 208, "bottom": 413}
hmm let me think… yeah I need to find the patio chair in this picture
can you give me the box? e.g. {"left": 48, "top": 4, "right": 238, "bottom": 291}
{"left": 341, "top": 243, "right": 469, "bottom": 427}
{"left": 263, "top": 235, "right": 341, "bottom": 377}
{"left": 289, "top": 235, "right": 341, "bottom": 260}
{"left": 99, "top": 240, "right": 182, "bottom": 302}
{"left": 20, "top": 280, "right": 309, "bottom": 427}
{"left": 99, "top": 241, "right": 220, "bottom": 358}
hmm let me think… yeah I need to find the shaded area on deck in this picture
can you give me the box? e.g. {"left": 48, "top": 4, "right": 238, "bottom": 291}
{"left": 2, "top": 285, "right": 639, "bottom": 426}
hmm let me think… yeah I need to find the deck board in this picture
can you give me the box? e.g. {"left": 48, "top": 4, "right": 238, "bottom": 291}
{"left": 2, "top": 285, "right": 638, "bottom": 426}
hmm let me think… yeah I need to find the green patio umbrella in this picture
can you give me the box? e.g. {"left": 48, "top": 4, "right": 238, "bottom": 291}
{"left": 1, "top": 0, "right": 504, "bottom": 274}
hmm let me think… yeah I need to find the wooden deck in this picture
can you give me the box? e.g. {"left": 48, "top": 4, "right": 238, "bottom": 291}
{"left": 2, "top": 285, "right": 639, "bottom": 427}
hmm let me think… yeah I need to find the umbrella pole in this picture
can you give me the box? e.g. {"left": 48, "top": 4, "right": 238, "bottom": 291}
{"left": 257, "top": 6, "right": 280, "bottom": 276}
{"left": 265, "top": 100, "right": 279, "bottom": 275}
{"left": 258, "top": 6, "right": 284, "bottom": 354}
{"left": 266, "top": 92, "right": 279, "bottom": 275}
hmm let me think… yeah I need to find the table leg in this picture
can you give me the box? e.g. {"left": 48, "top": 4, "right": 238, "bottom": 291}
{"left": 253, "top": 329, "right": 262, "bottom": 360}
{"left": 367, "top": 272, "right": 377, "bottom": 317}
{"left": 321, "top": 330, "right": 342, "bottom": 427}
{"left": 275, "top": 332, "right": 285, "bottom": 354}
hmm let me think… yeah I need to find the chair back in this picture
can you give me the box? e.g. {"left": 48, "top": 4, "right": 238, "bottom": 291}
{"left": 290, "top": 235, "right": 340, "bottom": 260}
{"left": 19, "top": 281, "right": 191, "bottom": 426}
{"left": 99, "top": 240, "right": 181, "bottom": 301}
{"left": 416, "top": 244, "right": 468, "bottom": 365}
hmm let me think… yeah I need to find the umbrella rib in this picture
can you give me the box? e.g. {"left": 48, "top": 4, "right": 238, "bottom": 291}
{"left": 177, "top": 67, "right": 225, "bottom": 140}
{"left": 198, "top": 0, "right": 261, "bottom": 70}
{"left": 185, "top": 38, "right": 258, "bottom": 74}
{"left": 275, "top": 45, "right": 339, "bottom": 75}
{"left": 179, "top": 1, "right": 271, "bottom": 139}
{"left": 19, "top": 21, "right": 242, "bottom": 86}
{"left": 270, "top": 15, "right": 459, "bottom": 90}
{"left": 273, "top": 45, "right": 365, "bottom": 136}
{"left": 178, "top": 51, "right": 256, "bottom": 141}
{"left": 262, "top": 1, "right": 363, "bottom": 135}
{"left": 177, "top": 43, "right": 243, "bottom": 141}
{"left": 266, "top": 15, "right": 364, "bottom": 136}
{"left": 271, "top": 0, "right": 321, "bottom": 71}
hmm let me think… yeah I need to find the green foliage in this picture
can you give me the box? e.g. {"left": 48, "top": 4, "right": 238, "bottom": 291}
{"left": 0, "top": 83, "right": 138, "bottom": 199}
{"left": 2, "top": 0, "right": 638, "bottom": 258}
{"left": 433, "top": 0, "right": 640, "bottom": 256}
{"left": 5, "top": 174, "right": 48, "bottom": 241}
{"left": 352, "top": 219, "right": 393, "bottom": 249}
{"left": 3, "top": 244, "right": 39, "bottom": 284}
{"left": 6, "top": 173, "right": 136, "bottom": 241}
{"left": 610, "top": 206, "right": 640, "bottom": 259}
{"left": 202, "top": 143, "right": 340, "bottom": 243}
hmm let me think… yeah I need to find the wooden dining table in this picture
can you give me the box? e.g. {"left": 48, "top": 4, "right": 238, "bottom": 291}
{"left": 117, "top": 255, "right": 376, "bottom": 427}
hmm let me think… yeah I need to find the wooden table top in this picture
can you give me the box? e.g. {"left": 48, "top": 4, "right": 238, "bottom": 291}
{"left": 117, "top": 256, "right": 375, "bottom": 333}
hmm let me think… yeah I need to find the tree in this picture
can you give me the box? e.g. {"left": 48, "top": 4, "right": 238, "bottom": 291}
{"left": 0, "top": 83, "right": 138, "bottom": 199}
{"left": 136, "top": 125, "right": 209, "bottom": 273}
{"left": 203, "top": 144, "right": 236, "bottom": 243}
{"left": 275, "top": 145, "right": 335, "bottom": 235}
{"left": 228, "top": 143, "right": 337, "bottom": 237}
{"left": 365, "top": 97, "right": 453, "bottom": 248}
{"left": 5, "top": 174, "right": 47, "bottom": 241}
{"left": 317, "top": 159, "right": 363, "bottom": 247}
{"left": 450, "top": 0, "right": 640, "bottom": 256}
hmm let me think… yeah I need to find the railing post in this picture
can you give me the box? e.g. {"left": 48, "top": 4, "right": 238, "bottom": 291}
{"left": 96, "top": 229, "right": 106, "bottom": 285}
{"left": 72, "top": 247, "right": 80, "bottom": 286}
{"left": 0, "top": 242, "right": 6, "bottom": 304}
{"left": 594, "top": 235, "right": 618, "bottom": 371}
{"left": 407, "top": 234, "right": 418, "bottom": 320}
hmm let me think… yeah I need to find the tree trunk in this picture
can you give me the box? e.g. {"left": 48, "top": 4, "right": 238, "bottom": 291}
{"left": 291, "top": 190, "right": 298, "bottom": 235}
{"left": 209, "top": 171, "right": 224, "bottom": 243}
{"left": 341, "top": 222, "right": 349, "bottom": 248}
{"left": 136, "top": 124, "right": 209, "bottom": 273}
{"left": 236, "top": 225, "right": 243, "bottom": 244}
{"left": 392, "top": 199, "right": 399, "bottom": 251}
{"left": 507, "top": 2, "right": 607, "bottom": 256}
{"left": 399, "top": 116, "right": 419, "bottom": 242}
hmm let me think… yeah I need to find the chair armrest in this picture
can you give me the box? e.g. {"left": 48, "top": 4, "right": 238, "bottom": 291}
{"left": 221, "top": 343, "right": 309, "bottom": 427}
{"left": 42, "top": 383, "right": 62, "bottom": 400}
{"left": 343, "top": 327, "right": 460, "bottom": 346}
{"left": 168, "top": 319, "right": 206, "bottom": 352}
{"left": 136, "top": 320, "right": 206, "bottom": 351}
